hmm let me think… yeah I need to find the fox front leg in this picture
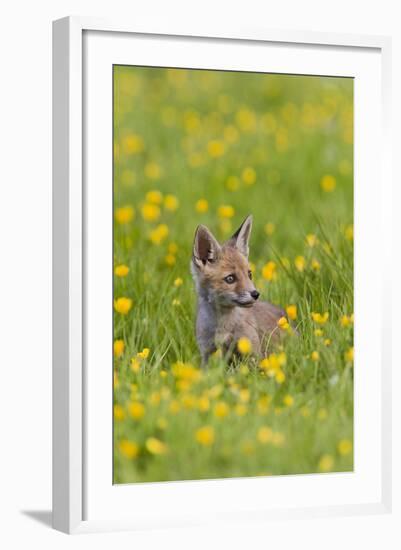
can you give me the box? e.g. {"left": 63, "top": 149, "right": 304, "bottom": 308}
{"left": 200, "top": 344, "right": 217, "bottom": 367}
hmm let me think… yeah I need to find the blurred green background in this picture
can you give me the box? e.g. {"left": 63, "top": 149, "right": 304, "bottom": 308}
{"left": 112, "top": 66, "right": 354, "bottom": 483}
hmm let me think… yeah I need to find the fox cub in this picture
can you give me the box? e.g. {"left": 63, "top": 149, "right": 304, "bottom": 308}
{"left": 191, "top": 215, "right": 286, "bottom": 364}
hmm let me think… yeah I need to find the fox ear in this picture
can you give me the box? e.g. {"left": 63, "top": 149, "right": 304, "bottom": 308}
{"left": 193, "top": 225, "right": 221, "bottom": 268}
{"left": 226, "top": 215, "right": 253, "bottom": 257}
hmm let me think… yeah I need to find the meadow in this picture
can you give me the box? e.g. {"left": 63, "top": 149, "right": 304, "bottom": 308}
{"left": 112, "top": 66, "right": 354, "bottom": 483}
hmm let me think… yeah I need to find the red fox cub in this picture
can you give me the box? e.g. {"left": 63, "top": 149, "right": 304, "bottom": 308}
{"left": 191, "top": 215, "right": 286, "bottom": 364}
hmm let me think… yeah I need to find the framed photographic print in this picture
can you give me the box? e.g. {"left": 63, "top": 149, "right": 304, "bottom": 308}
{"left": 52, "top": 17, "right": 392, "bottom": 533}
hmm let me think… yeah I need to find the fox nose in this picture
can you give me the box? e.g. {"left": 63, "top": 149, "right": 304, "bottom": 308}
{"left": 251, "top": 290, "right": 260, "bottom": 300}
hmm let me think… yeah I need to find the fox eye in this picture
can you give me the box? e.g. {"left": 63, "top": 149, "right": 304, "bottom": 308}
{"left": 224, "top": 274, "right": 236, "bottom": 284}
{"left": 248, "top": 270, "right": 253, "bottom": 280}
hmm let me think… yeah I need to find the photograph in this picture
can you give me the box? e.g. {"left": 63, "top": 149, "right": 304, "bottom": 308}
{"left": 112, "top": 65, "right": 354, "bottom": 484}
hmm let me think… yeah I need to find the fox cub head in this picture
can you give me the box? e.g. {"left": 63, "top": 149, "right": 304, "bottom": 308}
{"left": 191, "top": 215, "right": 260, "bottom": 308}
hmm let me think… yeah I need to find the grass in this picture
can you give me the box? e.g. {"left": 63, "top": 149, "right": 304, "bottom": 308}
{"left": 112, "top": 66, "right": 354, "bottom": 483}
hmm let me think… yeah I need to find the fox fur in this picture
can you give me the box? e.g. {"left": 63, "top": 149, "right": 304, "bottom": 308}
{"left": 191, "top": 215, "right": 286, "bottom": 364}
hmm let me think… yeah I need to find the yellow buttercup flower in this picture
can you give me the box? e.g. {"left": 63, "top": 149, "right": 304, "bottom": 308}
{"left": 239, "top": 365, "right": 249, "bottom": 377}
{"left": 114, "top": 264, "right": 129, "bottom": 277}
{"left": 122, "top": 134, "right": 144, "bottom": 155}
{"left": 277, "top": 317, "right": 290, "bottom": 330}
{"left": 225, "top": 175, "right": 240, "bottom": 192}
{"left": 165, "top": 253, "right": 176, "bottom": 266}
{"left": 114, "top": 404, "right": 125, "bottom": 421}
{"left": 223, "top": 125, "right": 239, "bottom": 143}
{"left": 119, "top": 440, "right": 139, "bottom": 459}
{"left": 264, "top": 222, "right": 275, "bottom": 236}
{"left": 286, "top": 304, "right": 297, "bottom": 320}
{"left": 235, "top": 404, "right": 248, "bottom": 416}
{"left": 164, "top": 194, "right": 179, "bottom": 211}
{"left": 338, "top": 439, "right": 353, "bottom": 456}
{"left": 257, "top": 426, "right": 273, "bottom": 444}
{"left": 345, "top": 347, "right": 354, "bottom": 363}
{"left": 184, "top": 110, "right": 200, "bottom": 133}
{"left": 311, "top": 351, "right": 320, "bottom": 362}
{"left": 294, "top": 255, "right": 306, "bottom": 272}
{"left": 150, "top": 392, "right": 161, "bottom": 406}
{"left": 320, "top": 174, "right": 336, "bottom": 192}
{"left": 144, "top": 162, "right": 162, "bottom": 180}
{"left": 128, "top": 401, "right": 145, "bottom": 420}
{"left": 324, "top": 339, "right": 332, "bottom": 347}
{"left": 236, "top": 107, "right": 256, "bottom": 132}
{"left": 174, "top": 277, "right": 183, "bottom": 287}
{"left": 172, "top": 362, "right": 202, "bottom": 384}
{"left": 157, "top": 417, "right": 168, "bottom": 430}
{"left": 113, "top": 339, "right": 125, "bottom": 357}
{"left": 272, "top": 432, "right": 285, "bottom": 447}
{"left": 262, "top": 261, "right": 277, "bottom": 281}
{"left": 181, "top": 394, "right": 196, "bottom": 409}
{"left": 257, "top": 395, "right": 271, "bottom": 414}
{"left": 305, "top": 233, "right": 318, "bottom": 247}
{"left": 283, "top": 394, "right": 294, "bottom": 407}
{"left": 195, "top": 198, "right": 209, "bottom": 213}
{"left": 261, "top": 353, "right": 285, "bottom": 376}
{"left": 217, "top": 205, "right": 235, "bottom": 218}
{"left": 311, "top": 259, "right": 321, "bottom": 272}
{"left": 149, "top": 224, "right": 169, "bottom": 245}
{"left": 318, "top": 454, "right": 334, "bottom": 472}
{"left": 130, "top": 358, "right": 141, "bottom": 373}
{"left": 207, "top": 140, "right": 225, "bottom": 158}
{"left": 146, "top": 437, "right": 168, "bottom": 455}
{"left": 312, "top": 312, "right": 329, "bottom": 324}
{"left": 115, "top": 205, "right": 135, "bottom": 224}
{"left": 208, "top": 384, "right": 223, "bottom": 399}
{"left": 219, "top": 219, "right": 232, "bottom": 235}
{"left": 146, "top": 190, "right": 163, "bottom": 205}
{"left": 214, "top": 401, "right": 230, "bottom": 418}
{"left": 345, "top": 224, "right": 354, "bottom": 241}
{"left": 198, "top": 396, "right": 210, "bottom": 412}
{"left": 114, "top": 297, "right": 133, "bottom": 315}
{"left": 275, "top": 370, "right": 286, "bottom": 384}
{"left": 241, "top": 166, "right": 256, "bottom": 186}
{"left": 137, "top": 348, "right": 150, "bottom": 359}
{"left": 277, "top": 352, "right": 287, "bottom": 366}
{"left": 340, "top": 315, "right": 353, "bottom": 327}
{"left": 237, "top": 337, "right": 252, "bottom": 355}
{"left": 195, "top": 426, "right": 215, "bottom": 446}
{"left": 239, "top": 388, "right": 250, "bottom": 403}
{"left": 314, "top": 329, "right": 323, "bottom": 337}
{"left": 141, "top": 202, "right": 161, "bottom": 222}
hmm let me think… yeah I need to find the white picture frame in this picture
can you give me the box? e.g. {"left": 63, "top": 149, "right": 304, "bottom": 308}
{"left": 52, "top": 16, "right": 392, "bottom": 534}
